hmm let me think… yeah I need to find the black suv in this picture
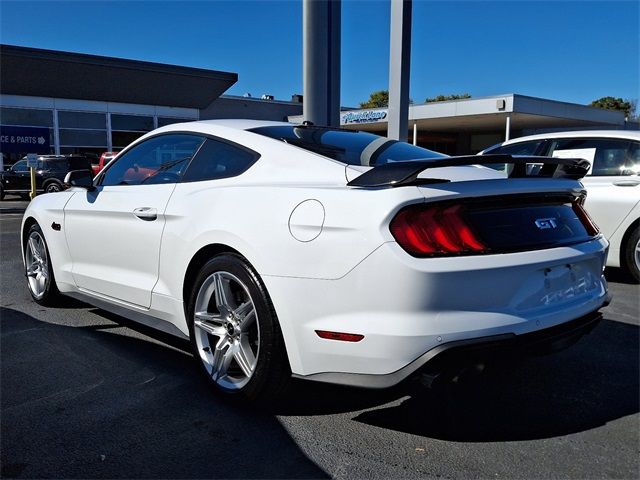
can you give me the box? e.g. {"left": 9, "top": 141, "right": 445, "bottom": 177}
{"left": 0, "top": 155, "right": 93, "bottom": 200}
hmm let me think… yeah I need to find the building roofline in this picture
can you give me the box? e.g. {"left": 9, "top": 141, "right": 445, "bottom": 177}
{"left": 0, "top": 44, "right": 238, "bottom": 109}
{"left": 0, "top": 44, "right": 237, "bottom": 82}
{"left": 219, "top": 94, "right": 303, "bottom": 106}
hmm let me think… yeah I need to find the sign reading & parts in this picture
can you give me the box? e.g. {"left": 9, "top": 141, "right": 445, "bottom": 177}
{"left": 0, "top": 126, "right": 51, "bottom": 154}
{"left": 341, "top": 110, "right": 388, "bottom": 124}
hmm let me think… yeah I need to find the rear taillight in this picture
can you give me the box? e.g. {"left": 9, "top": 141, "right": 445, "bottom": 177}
{"left": 572, "top": 202, "right": 599, "bottom": 236}
{"left": 390, "top": 204, "right": 487, "bottom": 257}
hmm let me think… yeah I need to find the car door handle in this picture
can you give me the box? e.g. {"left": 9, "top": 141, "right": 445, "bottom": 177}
{"left": 613, "top": 179, "right": 640, "bottom": 187}
{"left": 133, "top": 207, "right": 158, "bottom": 221}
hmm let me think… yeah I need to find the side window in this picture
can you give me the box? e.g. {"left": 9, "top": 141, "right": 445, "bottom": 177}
{"left": 48, "top": 160, "right": 68, "bottom": 172}
{"left": 12, "top": 160, "right": 28, "bottom": 172}
{"left": 11, "top": 160, "right": 29, "bottom": 172}
{"left": 485, "top": 140, "right": 544, "bottom": 156}
{"left": 548, "top": 138, "right": 632, "bottom": 176}
{"left": 182, "top": 138, "right": 259, "bottom": 182}
{"left": 100, "top": 134, "right": 204, "bottom": 186}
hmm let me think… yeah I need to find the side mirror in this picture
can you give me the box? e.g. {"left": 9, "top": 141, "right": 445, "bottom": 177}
{"left": 64, "top": 170, "right": 95, "bottom": 191}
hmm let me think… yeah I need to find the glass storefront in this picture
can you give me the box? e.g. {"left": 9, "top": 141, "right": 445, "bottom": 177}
{"left": 0, "top": 105, "right": 195, "bottom": 167}
{"left": 111, "top": 114, "right": 154, "bottom": 149}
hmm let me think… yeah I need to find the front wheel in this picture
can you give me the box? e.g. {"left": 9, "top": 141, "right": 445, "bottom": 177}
{"left": 187, "top": 254, "right": 290, "bottom": 402}
{"left": 623, "top": 225, "right": 640, "bottom": 283}
{"left": 24, "top": 223, "right": 62, "bottom": 305}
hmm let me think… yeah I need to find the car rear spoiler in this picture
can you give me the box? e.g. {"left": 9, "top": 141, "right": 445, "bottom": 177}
{"left": 346, "top": 154, "right": 591, "bottom": 188}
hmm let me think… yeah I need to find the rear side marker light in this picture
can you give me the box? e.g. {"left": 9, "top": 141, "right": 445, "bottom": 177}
{"left": 315, "top": 330, "right": 364, "bottom": 342}
{"left": 390, "top": 204, "right": 487, "bottom": 257}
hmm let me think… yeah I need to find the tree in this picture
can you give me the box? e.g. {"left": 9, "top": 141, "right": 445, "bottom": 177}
{"left": 358, "top": 90, "right": 415, "bottom": 108}
{"left": 589, "top": 96, "right": 635, "bottom": 118}
{"left": 425, "top": 93, "right": 471, "bottom": 103}
{"left": 360, "top": 90, "right": 389, "bottom": 108}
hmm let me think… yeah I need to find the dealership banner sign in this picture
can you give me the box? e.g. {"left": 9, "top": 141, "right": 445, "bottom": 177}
{"left": 342, "top": 110, "right": 388, "bottom": 124}
{"left": 0, "top": 125, "right": 51, "bottom": 153}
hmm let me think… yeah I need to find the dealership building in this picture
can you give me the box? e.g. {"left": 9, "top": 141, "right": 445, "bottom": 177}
{"left": 0, "top": 44, "right": 302, "bottom": 165}
{"left": 290, "top": 95, "right": 635, "bottom": 155}
{"left": 1, "top": 44, "right": 635, "bottom": 164}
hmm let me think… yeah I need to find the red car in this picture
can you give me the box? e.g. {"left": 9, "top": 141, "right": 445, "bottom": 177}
{"left": 92, "top": 151, "right": 120, "bottom": 175}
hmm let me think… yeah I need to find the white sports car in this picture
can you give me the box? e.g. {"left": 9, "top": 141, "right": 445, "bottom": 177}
{"left": 481, "top": 130, "right": 640, "bottom": 282}
{"left": 21, "top": 120, "right": 610, "bottom": 401}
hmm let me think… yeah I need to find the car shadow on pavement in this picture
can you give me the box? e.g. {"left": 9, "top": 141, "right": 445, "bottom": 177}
{"left": 352, "top": 318, "right": 639, "bottom": 442}
{"left": 604, "top": 267, "right": 637, "bottom": 285}
{"left": 1, "top": 307, "right": 329, "bottom": 479}
{"left": 89, "top": 307, "right": 409, "bottom": 417}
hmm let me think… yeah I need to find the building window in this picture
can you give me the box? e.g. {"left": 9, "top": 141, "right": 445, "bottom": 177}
{"left": 59, "top": 129, "right": 108, "bottom": 147}
{"left": 112, "top": 131, "right": 146, "bottom": 149}
{"left": 111, "top": 114, "right": 154, "bottom": 131}
{"left": 157, "top": 117, "right": 195, "bottom": 127}
{"left": 58, "top": 111, "right": 106, "bottom": 129}
{"left": 110, "top": 114, "right": 154, "bottom": 149}
{"left": 0, "top": 107, "right": 53, "bottom": 127}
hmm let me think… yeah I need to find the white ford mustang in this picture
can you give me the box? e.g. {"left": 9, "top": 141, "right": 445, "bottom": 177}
{"left": 21, "top": 120, "right": 610, "bottom": 401}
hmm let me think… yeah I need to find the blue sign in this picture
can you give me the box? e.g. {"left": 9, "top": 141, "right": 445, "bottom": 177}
{"left": 342, "top": 110, "right": 388, "bottom": 124}
{"left": 0, "top": 125, "right": 51, "bottom": 154}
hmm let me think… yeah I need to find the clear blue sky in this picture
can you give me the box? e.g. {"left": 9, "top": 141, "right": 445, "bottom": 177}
{"left": 0, "top": 1, "right": 637, "bottom": 107}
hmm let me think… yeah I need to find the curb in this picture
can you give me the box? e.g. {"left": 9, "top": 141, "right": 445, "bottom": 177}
{"left": 0, "top": 208, "right": 27, "bottom": 215}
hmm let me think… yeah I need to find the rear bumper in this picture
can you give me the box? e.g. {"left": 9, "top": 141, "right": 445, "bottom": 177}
{"left": 292, "top": 307, "right": 607, "bottom": 389}
{"left": 265, "top": 236, "right": 610, "bottom": 383}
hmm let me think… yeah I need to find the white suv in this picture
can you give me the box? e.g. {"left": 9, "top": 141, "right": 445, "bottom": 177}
{"left": 481, "top": 130, "right": 640, "bottom": 282}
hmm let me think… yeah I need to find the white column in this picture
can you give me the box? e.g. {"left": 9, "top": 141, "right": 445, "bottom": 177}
{"left": 106, "top": 112, "right": 113, "bottom": 152}
{"left": 505, "top": 115, "right": 511, "bottom": 141}
{"left": 52, "top": 109, "right": 60, "bottom": 155}
{"left": 413, "top": 122, "right": 417, "bottom": 145}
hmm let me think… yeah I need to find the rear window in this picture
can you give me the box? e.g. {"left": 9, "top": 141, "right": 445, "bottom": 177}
{"left": 250, "top": 126, "right": 445, "bottom": 166}
{"left": 548, "top": 138, "right": 636, "bottom": 176}
{"left": 484, "top": 140, "right": 545, "bottom": 156}
{"left": 67, "top": 157, "right": 92, "bottom": 171}
{"left": 47, "top": 159, "right": 69, "bottom": 171}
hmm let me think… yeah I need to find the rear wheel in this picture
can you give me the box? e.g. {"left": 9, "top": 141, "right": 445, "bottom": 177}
{"left": 623, "top": 225, "right": 640, "bottom": 283}
{"left": 44, "top": 180, "right": 63, "bottom": 194}
{"left": 24, "top": 223, "right": 62, "bottom": 306}
{"left": 187, "top": 254, "right": 290, "bottom": 402}
{"left": 0, "top": 185, "right": 4, "bottom": 201}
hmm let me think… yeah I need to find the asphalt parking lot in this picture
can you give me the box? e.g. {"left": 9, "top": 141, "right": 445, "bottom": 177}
{"left": 1, "top": 198, "right": 638, "bottom": 479}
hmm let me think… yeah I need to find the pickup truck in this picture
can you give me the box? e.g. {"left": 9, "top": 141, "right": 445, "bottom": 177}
{"left": 92, "top": 151, "right": 120, "bottom": 176}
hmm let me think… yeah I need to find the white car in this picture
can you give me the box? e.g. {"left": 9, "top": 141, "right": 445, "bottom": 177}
{"left": 481, "top": 130, "right": 640, "bottom": 282}
{"left": 21, "top": 120, "right": 610, "bottom": 401}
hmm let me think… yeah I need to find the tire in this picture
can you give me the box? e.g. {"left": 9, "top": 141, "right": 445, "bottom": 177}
{"left": 187, "top": 254, "right": 290, "bottom": 402}
{"left": 24, "top": 223, "right": 62, "bottom": 306}
{"left": 44, "top": 181, "right": 63, "bottom": 194}
{"left": 0, "top": 185, "right": 4, "bottom": 201}
{"left": 622, "top": 225, "right": 640, "bottom": 283}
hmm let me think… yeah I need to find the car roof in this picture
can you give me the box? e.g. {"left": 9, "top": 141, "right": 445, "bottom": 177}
{"left": 501, "top": 129, "right": 640, "bottom": 145}
{"left": 20, "top": 155, "right": 66, "bottom": 160}
{"left": 175, "top": 119, "right": 293, "bottom": 131}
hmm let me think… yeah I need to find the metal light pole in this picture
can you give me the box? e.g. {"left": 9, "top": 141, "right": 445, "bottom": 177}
{"left": 303, "top": 0, "right": 341, "bottom": 127}
{"left": 387, "top": 0, "right": 412, "bottom": 141}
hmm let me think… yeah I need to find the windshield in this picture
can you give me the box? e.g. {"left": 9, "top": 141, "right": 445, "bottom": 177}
{"left": 250, "top": 126, "right": 445, "bottom": 166}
